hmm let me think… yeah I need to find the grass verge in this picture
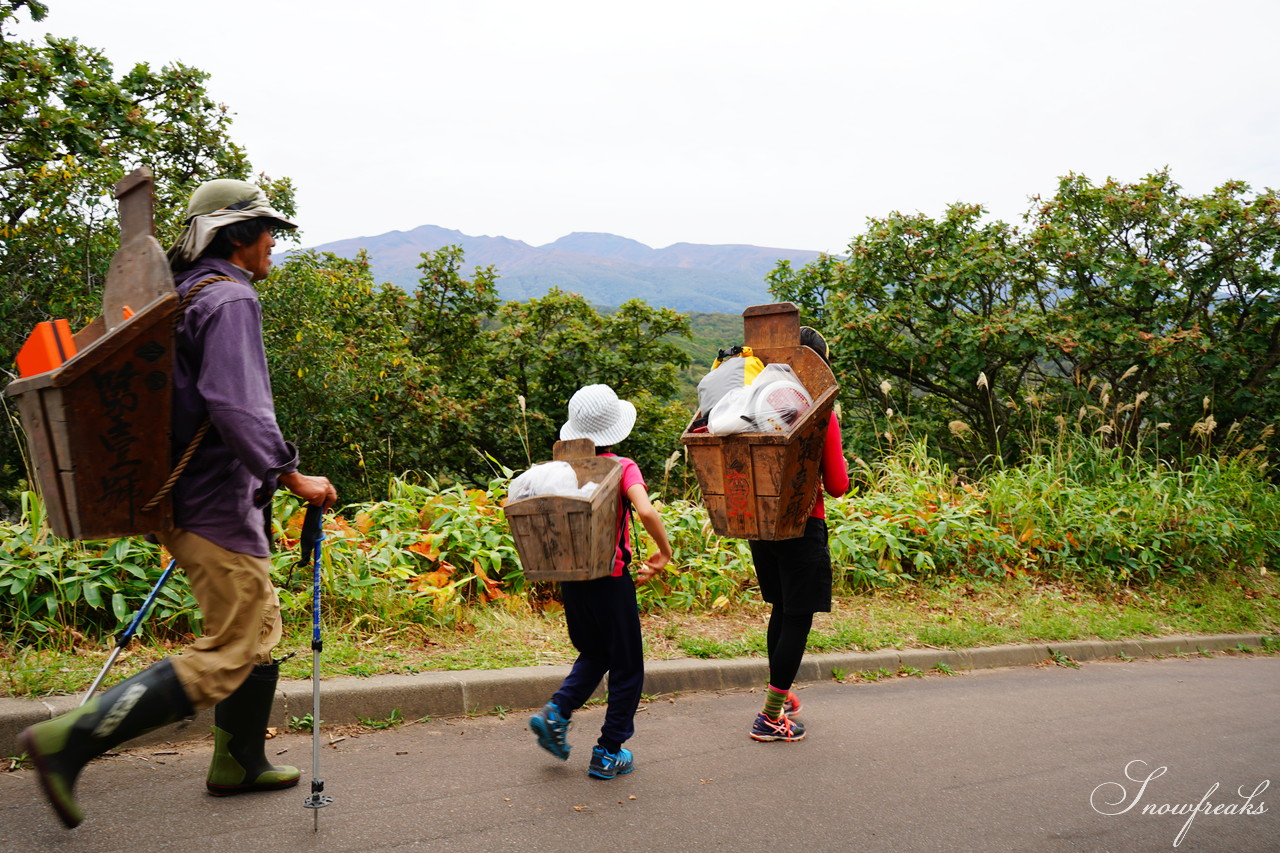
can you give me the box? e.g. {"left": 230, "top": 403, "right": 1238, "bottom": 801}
{"left": 3, "top": 573, "right": 1278, "bottom": 699}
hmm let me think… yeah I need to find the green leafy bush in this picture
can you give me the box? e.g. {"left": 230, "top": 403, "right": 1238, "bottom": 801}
{"left": 0, "top": 493, "right": 198, "bottom": 644}
{"left": 5, "top": 432, "right": 1280, "bottom": 652}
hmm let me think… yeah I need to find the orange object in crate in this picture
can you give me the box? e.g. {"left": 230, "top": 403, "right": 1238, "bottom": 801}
{"left": 16, "top": 320, "right": 77, "bottom": 377}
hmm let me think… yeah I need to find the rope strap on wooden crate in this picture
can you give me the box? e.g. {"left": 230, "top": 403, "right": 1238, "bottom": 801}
{"left": 139, "top": 275, "right": 234, "bottom": 514}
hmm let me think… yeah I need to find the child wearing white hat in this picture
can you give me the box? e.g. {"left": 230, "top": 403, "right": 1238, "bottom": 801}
{"left": 529, "top": 384, "right": 674, "bottom": 779}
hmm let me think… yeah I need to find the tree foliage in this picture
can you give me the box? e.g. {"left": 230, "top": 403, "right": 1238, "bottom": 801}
{"left": 0, "top": 0, "right": 293, "bottom": 496}
{"left": 478, "top": 287, "right": 692, "bottom": 473}
{"left": 769, "top": 170, "right": 1280, "bottom": 469}
{"left": 262, "top": 246, "right": 694, "bottom": 502}
{"left": 258, "top": 250, "right": 422, "bottom": 501}
{"left": 0, "top": 2, "right": 695, "bottom": 506}
{"left": 1032, "top": 172, "right": 1280, "bottom": 448}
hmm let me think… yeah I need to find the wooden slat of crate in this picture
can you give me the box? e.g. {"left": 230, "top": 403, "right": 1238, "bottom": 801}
{"left": 721, "top": 439, "right": 758, "bottom": 537}
{"left": 11, "top": 388, "right": 70, "bottom": 535}
{"left": 743, "top": 302, "right": 803, "bottom": 349}
{"left": 506, "top": 507, "right": 589, "bottom": 577}
{"left": 504, "top": 456, "right": 622, "bottom": 582}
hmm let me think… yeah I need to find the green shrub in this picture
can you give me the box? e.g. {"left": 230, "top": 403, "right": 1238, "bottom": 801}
{"left": 0, "top": 493, "right": 198, "bottom": 645}
{"left": 4, "top": 432, "right": 1280, "bottom": 652}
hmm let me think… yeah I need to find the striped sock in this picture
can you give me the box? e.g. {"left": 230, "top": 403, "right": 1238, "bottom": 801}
{"left": 762, "top": 684, "right": 788, "bottom": 720}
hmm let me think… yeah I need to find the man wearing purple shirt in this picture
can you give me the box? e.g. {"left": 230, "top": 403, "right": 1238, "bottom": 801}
{"left": 19, "top": 179, "right": 337, "bottom": 829}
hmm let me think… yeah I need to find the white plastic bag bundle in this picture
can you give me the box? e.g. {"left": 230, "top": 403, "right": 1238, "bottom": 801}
{"left": 706, "top": 385, "right": 754, "bottom": 435}
{"left": 508, "top": 461, "right": 599, "bottom": 501}
{"left": 750, "top": 376, "right": 813, "bottom": 432}
{"left": 696, "top": 348, "right": 765, "bottom": 413}
{"left": 707, "top": 363, "right": 813, "bottom": 435}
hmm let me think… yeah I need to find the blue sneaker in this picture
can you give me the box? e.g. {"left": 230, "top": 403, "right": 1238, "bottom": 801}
{"left": 588, "top": 745, "right": 635, "bottom": 780}
{"left": 529, "top": 702, "right": 570, "bottom": 760}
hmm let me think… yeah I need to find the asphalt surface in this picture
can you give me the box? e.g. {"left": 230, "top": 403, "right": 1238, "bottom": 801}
{"left": 1, "top": 651, "right": 1276, "bottom": 853}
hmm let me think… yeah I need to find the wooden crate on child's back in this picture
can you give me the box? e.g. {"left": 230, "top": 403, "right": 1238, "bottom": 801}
{"left": 680, "top": 302, "right": 838, "bottom": 540}
{"left": 3, "top": 168, "right": 177, "bottom": 539}
{"left": 504, "top": 440, "right": 622, "bottom": 581}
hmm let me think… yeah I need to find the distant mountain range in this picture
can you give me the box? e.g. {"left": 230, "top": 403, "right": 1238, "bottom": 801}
{"left": 287, "top": 226, "right": 823, "bottom": 313}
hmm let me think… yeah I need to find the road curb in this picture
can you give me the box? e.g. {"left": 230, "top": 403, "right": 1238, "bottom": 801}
{"left": 2, "top": 632, "right": 1272, "bottom": 752}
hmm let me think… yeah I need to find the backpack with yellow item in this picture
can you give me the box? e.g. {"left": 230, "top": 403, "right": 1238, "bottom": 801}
{"left": 694, "top": 345, "right": 766, "bottom": 424}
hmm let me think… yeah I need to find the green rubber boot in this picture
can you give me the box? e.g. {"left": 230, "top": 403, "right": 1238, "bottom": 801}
{"left": 18, "top": 659, "right": 192, "bottom": 828}
{"left": 206, "top": 662, "right": 299, "bottom": 796}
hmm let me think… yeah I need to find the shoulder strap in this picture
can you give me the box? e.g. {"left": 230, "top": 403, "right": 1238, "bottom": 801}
{"left": 177, "top": 274, "right": 236, "bottom": 317}
{"left": 617, "top": 493, "right": 632, "bottom": 567}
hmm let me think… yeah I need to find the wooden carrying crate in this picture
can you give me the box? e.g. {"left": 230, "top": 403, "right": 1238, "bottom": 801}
{"left": 3, "top": 169, "right": 177, "bottom": 539}
{"left": 504, "top": 440, "right": 623, "bottom": 582}
{"left": 680, "top": 302, "right": 837, "bottom": 540}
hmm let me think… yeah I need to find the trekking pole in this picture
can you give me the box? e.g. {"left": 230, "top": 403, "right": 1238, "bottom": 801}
{"left": 299, "top": 505, "right": 333, "bottom": 830}
{"left": 81, "top": 557, "right": 178, "bottom": 706}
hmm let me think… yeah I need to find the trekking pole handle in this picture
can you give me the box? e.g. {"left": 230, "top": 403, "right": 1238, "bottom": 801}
{"left": 309, "top": 507, "right": 325, "bottom": 651}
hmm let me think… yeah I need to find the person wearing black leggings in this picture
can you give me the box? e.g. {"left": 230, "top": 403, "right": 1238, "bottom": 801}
{"left": 747, "top": 326, "right": 849, "bottom": 742}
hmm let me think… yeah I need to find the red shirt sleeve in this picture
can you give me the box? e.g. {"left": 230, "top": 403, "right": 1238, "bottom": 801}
{"left": 822, "top": 412, "right": 850, "bottom": 498}
{"left": 811, "top": 411, "right": 849, "bottom": 520}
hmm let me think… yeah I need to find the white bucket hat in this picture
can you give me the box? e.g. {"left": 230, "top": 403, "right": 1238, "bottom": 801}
{"left": 559, "top": 384, "right": 637, "bottom": 447}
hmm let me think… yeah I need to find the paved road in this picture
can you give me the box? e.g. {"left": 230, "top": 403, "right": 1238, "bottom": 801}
{"left": 1, "top": 655, "right": 1276, "bottom": 853}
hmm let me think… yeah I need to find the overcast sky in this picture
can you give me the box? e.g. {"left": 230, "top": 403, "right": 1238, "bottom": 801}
{"left": 15, "top": 0, "right": 1280, "bottom": 255}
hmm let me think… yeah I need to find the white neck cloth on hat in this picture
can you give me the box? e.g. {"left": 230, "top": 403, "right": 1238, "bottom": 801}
{"left": 167, "top": 201, "right": 294, "bottom": 270}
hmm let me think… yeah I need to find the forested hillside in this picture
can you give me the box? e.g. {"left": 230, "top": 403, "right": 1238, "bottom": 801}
{"left": 294, "top": 226, "right": 821, "bottom": 314}
{"left": 4, "top": 0, "right": 1280, "bottom": 679}
{"left": 664, "top": 312, "right": 743, "bottom": 405}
